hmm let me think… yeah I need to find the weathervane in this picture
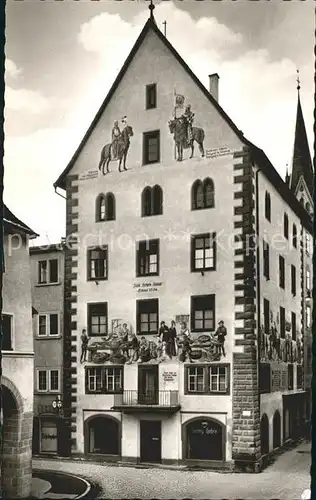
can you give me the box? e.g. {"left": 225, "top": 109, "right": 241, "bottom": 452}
{"left": 149, "top": 0, "right": 155, "bottom": 19}
{"left": 296, "top": 69, "right": 301, "bottom": 92}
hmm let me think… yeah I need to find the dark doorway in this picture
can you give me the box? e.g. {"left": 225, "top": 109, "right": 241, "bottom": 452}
{"left": 138, "top": 365, "right": 159, "bottom": 405}
{"left": 185, "top": 418, "right": 224, "bottom": 461}
{"left": 260, "top": 414, "right": 269, "bottom": 455}
{"left": 140, "top": 420, "right": 161, "bottom": 463}
{"left": 87, "top": 416, "right": 119, "bottom": 455}
{"left": 273, "top": 410, "right": 281, "bottom": 449}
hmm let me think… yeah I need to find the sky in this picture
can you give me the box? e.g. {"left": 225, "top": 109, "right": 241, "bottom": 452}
{"left": 4, "top": 0, "right": 314, "bottom": 245}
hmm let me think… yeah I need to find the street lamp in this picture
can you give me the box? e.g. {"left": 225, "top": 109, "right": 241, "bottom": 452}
{"left": 52, "top": 395, "right": 63, "bottom": 415}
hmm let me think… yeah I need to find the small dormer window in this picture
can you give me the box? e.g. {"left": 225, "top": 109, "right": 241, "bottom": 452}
{"left": 146, "top": 84, "right": 157, "bottom": 110}
{"left": 306, "top": 202, "right": 310, "bottom": 214}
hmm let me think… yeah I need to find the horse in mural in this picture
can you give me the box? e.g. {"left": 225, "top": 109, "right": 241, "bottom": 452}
{"left": 168, "top": 117, "right": 205, "bottom": 161}
{"left": 98, "top": 125, "right": 134, "bottom": 175}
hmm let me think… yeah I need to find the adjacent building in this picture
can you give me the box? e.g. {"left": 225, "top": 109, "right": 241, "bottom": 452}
{"left": 53, "top": 12, "right": 313, "bottom": 470}
{"left": 30, "top": 243, "right": 66, "bottom": 455}
{"left": 2, "top": 205, "right": 38, "bottom": 497}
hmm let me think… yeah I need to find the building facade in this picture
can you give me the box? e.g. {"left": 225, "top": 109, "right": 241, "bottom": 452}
{"left": 30, "top": 243, "right": 66, "bottom": 455}
{"left": 2, "top": 205, "right": 37, "bottom": 497}
{"left": 54, "top": 14, "right": 313, "bottom": 470}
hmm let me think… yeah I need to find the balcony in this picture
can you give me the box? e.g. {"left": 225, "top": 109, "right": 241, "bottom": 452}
{"left": 112, "top": 390, "right": 181, "bottom": 414}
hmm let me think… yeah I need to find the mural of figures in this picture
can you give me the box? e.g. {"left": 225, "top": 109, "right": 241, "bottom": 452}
{"left": 260, "top": 318, "right": 301, "bottom": 365}
{"left": 98, "top": 116, "right": 134, "bottom": 175}
{"left": 168, "top": 97, "right": 205, "bottom": 161}
{"left": 86, "top": 318, "right": 226, "bottom": 365}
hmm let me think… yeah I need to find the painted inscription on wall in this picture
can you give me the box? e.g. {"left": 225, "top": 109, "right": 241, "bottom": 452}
{"left": 79, "top": 170, "right": 99, "bottom": 181}
{"left": 133, "top": 282, "right": 163, "bottom": 293}
{"left": 205, "top": 147, "right": 232, "bottom": 159}
{"left": 162, "top": 371, "right": 177, "bottom": 382}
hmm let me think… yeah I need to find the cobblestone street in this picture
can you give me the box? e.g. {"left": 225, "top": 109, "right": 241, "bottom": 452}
{"left": 33, "top": 442, "right": 310, "bottom": 499}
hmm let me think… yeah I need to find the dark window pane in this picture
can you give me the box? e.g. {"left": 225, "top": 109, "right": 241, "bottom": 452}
{"left": 49, "top": 314, "right": 59, "bottom": 335}
{"left": 2, "top": 314, "right": 12, "bottom": 350}
{"left": 49, "top": 259, "right": 58, "bottom": 283}
{"left": 39, "top": 315, "right": 47, "bottom": 336}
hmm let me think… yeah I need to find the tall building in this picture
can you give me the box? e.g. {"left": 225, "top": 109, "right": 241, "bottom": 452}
{"left": 53, "top": 13, "right": 313, "bottom": 470}
{"left": 2, "top": 205, "right": 38, "bottom": 497}
{"left": 30, "top": 243, "right": 66, "bottom": 455}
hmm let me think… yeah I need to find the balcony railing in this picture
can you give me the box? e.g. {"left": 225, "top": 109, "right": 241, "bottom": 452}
{"left": 113, "top": 390, "right": 179, "bottom": 408}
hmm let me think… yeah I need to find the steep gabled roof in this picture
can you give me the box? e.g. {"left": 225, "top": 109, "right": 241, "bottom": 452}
{"left": 289, "top": 93, "right": 314, "bottom": 197}
{"left": 54, "top": 17, "right": 245, "bottom": 190}
{"left": 4, "top": 204, "right": 38, "bottom": 238}
{"left": 53, "top": 15, "right": 313, "bottom": 233}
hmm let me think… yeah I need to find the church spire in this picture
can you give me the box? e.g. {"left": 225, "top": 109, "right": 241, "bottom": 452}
{"left": 289, "top": 72, "right": 314, "bottom": 197}
{"left": 149, "top": 0, "right": 156, "bottom": 22}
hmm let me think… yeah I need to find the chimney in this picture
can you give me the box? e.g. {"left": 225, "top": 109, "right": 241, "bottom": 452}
{"left": 208, "top": 73, "right": 219, "bottom": 102}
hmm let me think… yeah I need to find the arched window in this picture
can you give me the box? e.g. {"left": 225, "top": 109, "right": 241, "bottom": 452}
{"left": 300, "top": 197, "right": 304, "bottom": 205}
{"left": 260, "top": 414, "right": 269, "bottom": 456}
{"left": 184, "top": 417, "right": 224, "bottom": 461}
{"left": 204, "top": 178, "right": 215, "bottom": 208}
{"left": 105, "top": 193, "right": 115, "bottom": 221}
{"left": 273, "top": 410, "right": 281, "bottom": 449}
{"left": 152, "top": 185, "right": 163, "bottom": 215}
{"left": 86, "top": 416, "right": 120, "bottom": 455}
{"left": 192, "top": 179, "right": 215, "bottom": 210}
{"left": 265, "top": 192, "right": 271, "bottom": 221}
{"left": 96, "top": 193, "right": 116, "bottom": 222}
{"left": 292, "top": 224, "right": 297, "bottom": 249}
{"left": 142, "top": 187, "right": 152, "bottom": 217}
{"left": 284, "top": 213, "right": 289, "bottom": 239}
{"left": 305, "top": 202, "right": 310, "bottom": 214}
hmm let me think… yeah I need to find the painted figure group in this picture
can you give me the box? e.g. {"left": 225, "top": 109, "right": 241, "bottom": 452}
{"left": 80, "top": 319, "right": 227, "bottom": 365}
{"left": 260, "top": 323, "right": 303, "bottom": 364}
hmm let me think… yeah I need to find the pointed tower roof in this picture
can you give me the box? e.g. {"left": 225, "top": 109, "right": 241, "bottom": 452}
{"left": 290, "top": 82, "right": 314, "bottom": 196}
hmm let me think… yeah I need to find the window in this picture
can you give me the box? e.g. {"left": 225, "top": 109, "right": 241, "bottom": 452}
{"left": 38, "top": 259, "right": 58, "bottom": 284}
{"left": 146, "top": 83, "right": 157, "bottom": 109}
{"left": 259, "top": 363, "right": 271, "bottom": 394}
{"left": 88, "top": 247, "right": 108, "bottom": 280}
{"left": 136, "top": 239, "right": 159, "bottom": 277}
{"left": 192, "top": 178, "right": 215, "bottom": 210}
{"left": 85, "top": 366, "right": 123, "bottom": 394}
{"left": 2, "top": 314, "right": 12, "bottom": 350}
{"left": 288, "top": 364, "right": 294, "bottom": 390}
{"left": 88, "top": 303, "right": 108, "bottom": 336}
{"left": 96, "top": 193, "right": 116, "bottom": 222}
{"left": 191, "top": 295, "right": 215, "bottom": 332}
{"left": 186, "top": 364, "right": 229, "bottom": 395}
{"left": 306, "top": 306, "right": 311, "bottom": 328}
{"left": 36, "top": 369, "right": 60, "bottom": 392}
{"left": 306, "top": 268, "right": 311, "bottom": 294}
{"left": 263, "top": 299, "right": 270, "bottom": 335}
{"left": 136, "top": 299, "right": 159, "bottom": 335}
{"left": 280, "top": 307, "right": 285, "bottom": 339}
{"left": 300, "top": 197, "right": 304, "bottom": 205}
{"left": 291, "top": 265, "right": 296, "bottom": 296}
{"left": 191, "top": 233, "right": 216, "bottom": 272}
{"left": 263, "top": 241, "right": 270, "bottom": 279}
{"left": 279, "top": 256, "right": 285, "bottom": 289}
{"left": 305, "top": 233, "right": 312, "bottom": 255}
{"left": 141, "top": 185, "right": 163, "bottom": 216}
{"left": 306, "top": 202, "right": 310, "bottom": 214}
{"left": 292, "top": 224, "right": 297, "bottom": 248}
{"left": 143, "top": 130, "right": 160, "bottom": 164}
{"left": 38, "top": 313, "right": 59, "bottom": 337}
{"left": 265, "top": 192, "right": 271, "bottom": 221}
{"left": 291, "top": 312, "right": 296, "bottom": 341}
{"left": 297, "top": 365, "right": 303, "bottom": 389}
{"left": 284, "top": 213, "right": 289, "bottom": 239}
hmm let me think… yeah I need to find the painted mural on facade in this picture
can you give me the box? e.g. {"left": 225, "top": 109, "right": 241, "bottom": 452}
{"left": 82, "top": 320, "right": 228, "bottom": 365}
{"left": 168, "top": 94, "right": 205, "bottom": 161}
{"left": 260, "top": 311, "right": 303, "bottom": 364}
{"left": 98, "top": 116, "right": 134, "bottom": 175}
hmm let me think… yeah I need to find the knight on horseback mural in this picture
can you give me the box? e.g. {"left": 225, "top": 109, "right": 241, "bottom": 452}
{"left": 98, "top": 115, "right": 134, "bottom": 175}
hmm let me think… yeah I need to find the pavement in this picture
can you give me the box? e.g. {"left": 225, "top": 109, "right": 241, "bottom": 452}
{"left": 33, "top": 441, "right": 311, "bottom": 499}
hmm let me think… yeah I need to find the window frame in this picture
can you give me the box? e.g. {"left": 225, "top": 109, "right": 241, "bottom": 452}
{"left": 280, "top": 306, "right": 285, "bottom": 339}
{"left": 292, "top": 224, "right": 297, "bottom": 249}
{"left": 141, "top": 185, "right": 163, "bottom": 217}
{"left": 191, "top": 233, "right": 216, "bottom": 272}
{"left": 87, "top": 302, "right": 108, "bottom": 337}
{"left": 136, "top": 239, "right": 160, "bottom": 277}
{"left": 190, "top": 294, "right": 216, "bottom": 333}
{"left": 306, "top": 305, "right": 311, "bottom": 328}
{"left": 95, "top": 193, "right": 116, "bottom": 222}
{"left": 37, "top": 313, "right": 60, "bottom": 337}
{"left": 87, "top": 246, "right": 108, "bottom": 281}
{"left": 263, "top": 298, "right": 270, "bottom": 335}
{"left": 85, "top": 366, "right": 124, "bottom": 395}
{"left": 136, "top": 298, "right": 159, "bottom": 336}
{"left": 184, "top": 364, "right": 230, "bottom": 395}
{"left": 291, "top": 312, "right": 296, "bottom": 341}
{"left": 191, "top": 178, "right": 215, "bottom": 211}
{"left": 37, "top": 258, "right": 59, "bottom": 285}
{"left": 279, "top": 255, "right": 285, "bottom": 289}
{"left": 288, "top": 364, "right": 294, "bottom": 390}
{"left": 265, "top": 192, "right": 271, "bottom": 221}
{"left": 36, "top": 368, "right": 60, "bottom": 393}
{"left": 284, "top": 213, "right": 289, "bottom": 239}
{"left": 146, "top": 83, "right": 157, "bottom": 110}
{"left": 291, "top": 264, "right": 296, "bottom": 296}
{"left": 263, "top": 240, "right": 270, "bottom": 280}
{"left": 143, "top": 130, "right": 160, "bottom": 165}
{"left": 1, "top": 313, "right": 13, "bottom": 351}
